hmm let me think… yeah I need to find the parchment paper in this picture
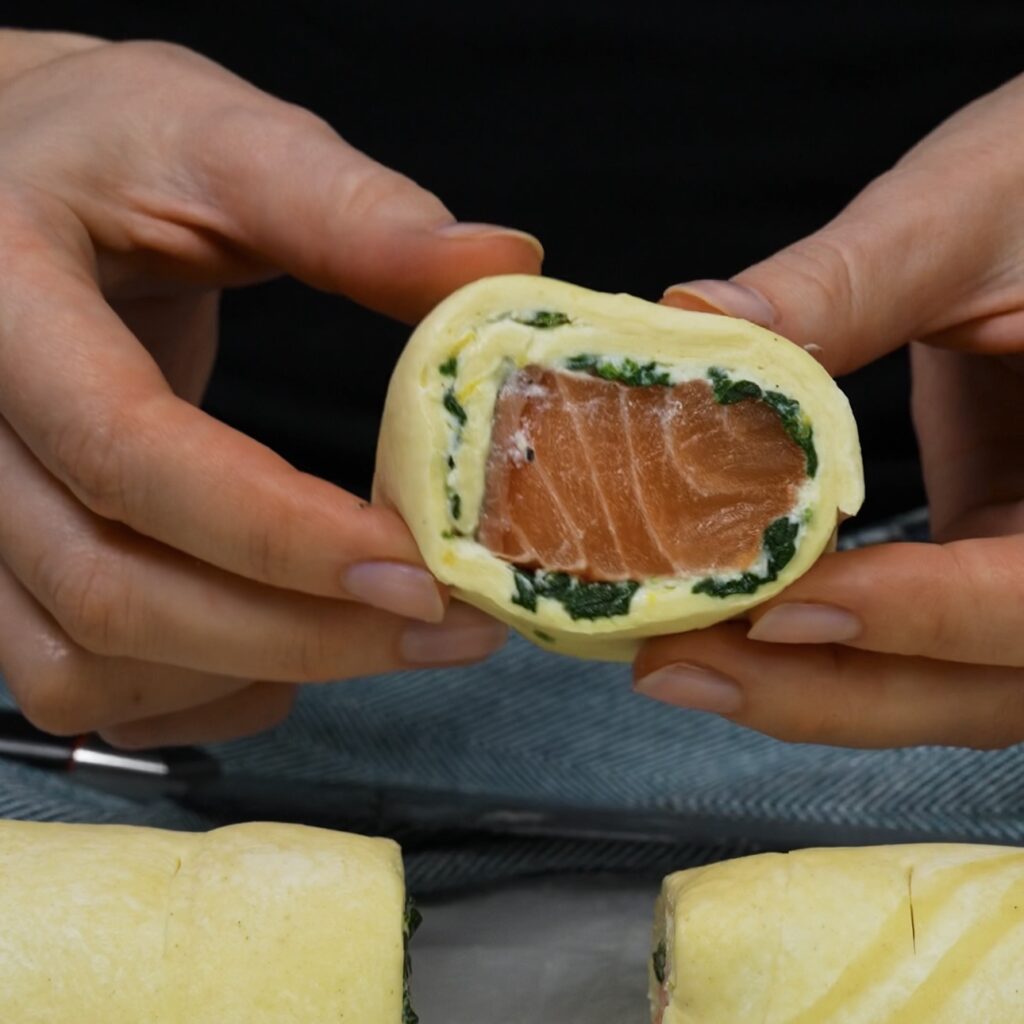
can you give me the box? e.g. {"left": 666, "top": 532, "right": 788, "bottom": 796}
{"left": 413, "top": 875, "right": 656, "bottom": 1023}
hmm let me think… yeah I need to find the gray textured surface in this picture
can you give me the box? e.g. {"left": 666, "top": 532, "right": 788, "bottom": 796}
{"left": 413, "top": 875, "right": 655, "bottom": 1024}
{"left": 4, "top": 620, "right": 1024, "bottom": 893}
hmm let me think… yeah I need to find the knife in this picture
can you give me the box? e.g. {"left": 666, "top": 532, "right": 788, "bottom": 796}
{"left": 0, "top": 709, "right": 1006, "bottom": 851}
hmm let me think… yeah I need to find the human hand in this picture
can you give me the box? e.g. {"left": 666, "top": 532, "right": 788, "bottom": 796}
{"left": 635, "top": 73, "right": 1024, "bottom": 749}
{"left": 0, "top": 33, "right": 542, "bottom": 747}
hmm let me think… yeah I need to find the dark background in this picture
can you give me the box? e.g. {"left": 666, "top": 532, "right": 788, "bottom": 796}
{"left": 7, "top": 3, "right": 1024, "bottom": 523}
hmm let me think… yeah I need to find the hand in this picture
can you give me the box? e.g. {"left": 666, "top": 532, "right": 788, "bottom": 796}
{"left": 635, "top": 73, "right": 1024, "bottom": 749}
{"left": 0, "top": 33, "right": 542, "bottom": 748}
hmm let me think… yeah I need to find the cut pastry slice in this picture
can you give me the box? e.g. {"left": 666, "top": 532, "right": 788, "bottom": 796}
{"left": 652, "top": 844, "right": 1024, "bottom": 1023}
{"left": 0, "top": 819, "right": 417, "bottom": 1024}
{"left": 375, "top": 275, "right": 863, "bottom": 660}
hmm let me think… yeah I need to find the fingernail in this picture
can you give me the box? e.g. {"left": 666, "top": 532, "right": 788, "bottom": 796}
{"left": 633, "top": 663, "right": 742, "bottom": 713}
{"left": 663, "top": 279, "right": 776, "bottom": 328}
{"left": 747, "top": 603, "right": 862, "bottom": 644}
{"left": 400, "top": 603, "right": 508, "bottom": 664}
{"left": 342, "top": 562, "right": 445, "bottom": 623}
{"left": 435, "top": 221, "right": 545, "bottom": 261}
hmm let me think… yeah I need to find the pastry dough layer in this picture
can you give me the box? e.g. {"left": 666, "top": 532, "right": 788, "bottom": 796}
{"left": 0, "top": 819, "right": 405, "bottom": 1023}
{"left": 653, "top": 844, "right": 1024, "bottom": 1023}
{"left": 375, "top": 275, "right": 863, "bottom": 660}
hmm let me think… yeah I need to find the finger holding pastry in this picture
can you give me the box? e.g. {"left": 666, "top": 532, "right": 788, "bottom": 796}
{"left": 0, "top": 30, "right": 537, "bottom": 744}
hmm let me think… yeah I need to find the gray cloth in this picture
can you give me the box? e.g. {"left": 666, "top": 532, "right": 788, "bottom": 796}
{"left": 2, "top": 625, "right": 1023, "bottom": 893}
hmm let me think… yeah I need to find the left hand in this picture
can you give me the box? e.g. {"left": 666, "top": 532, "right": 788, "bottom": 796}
{"left": 0, "top": 33, "right": 537, "bottom": 748}
{"left": 634, "top": 74, "right": 1024, "bottom": 749}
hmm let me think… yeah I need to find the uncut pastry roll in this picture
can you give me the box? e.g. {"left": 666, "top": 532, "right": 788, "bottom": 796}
{"left": 0, "top": 819, "right": 417, "bottom": 1024}
{"left": 651, "top": 844, "right": 1024, "bottom": 1024}
{"left": 376, "top": 275, "right": 863, "bottom": 660}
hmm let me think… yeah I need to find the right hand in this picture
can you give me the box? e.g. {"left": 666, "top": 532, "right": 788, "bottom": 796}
{"left": 0, "top": 32, "right": 542, "bottom": 748}
{"left": 638, "top": 73, "right": 1024, "bottom": 749}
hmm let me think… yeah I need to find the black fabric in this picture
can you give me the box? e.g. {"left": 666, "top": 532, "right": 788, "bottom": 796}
{"left": 6, "top": 3, "right": 1023, "bottom": 518}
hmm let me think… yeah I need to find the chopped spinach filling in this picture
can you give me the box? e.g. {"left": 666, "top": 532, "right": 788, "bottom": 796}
{"left": 443, "top": 386, "right": 467, "bottom": 426}
{"left": 564, "top": 353, "right": 671, "bottom": 388}
{"left": 440, "top": 358, "right": 467, "bottom": 528}
{"left": 403, "top": 897, "right": 422, "bottom": 1024}
{"left": 652, "top": 940, "right": 667, "bottom": 985}
{"left": 692, "top": 516, "right": 800, "bottom": 598}
{"left": 448, "top": 489, "right": 462, "bottom": 521}
{"left": 708, "top": 367, "right": 818, "bottom": 477}
{"left": 511, "top": 568, "right": 640, "bottom": 620}
{"left": 512, "top": 309, "right": 572, "bottom": 329}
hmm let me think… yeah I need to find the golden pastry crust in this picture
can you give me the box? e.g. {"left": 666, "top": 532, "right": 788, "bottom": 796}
{"left": 653, "top": 844, "right": 1024, "bottom": 1023}
{"left": 0, "top": 819, "right": 406, "bottom": 1023}
{"left": 375, "top": 275, "right": 863, "bottom": 660}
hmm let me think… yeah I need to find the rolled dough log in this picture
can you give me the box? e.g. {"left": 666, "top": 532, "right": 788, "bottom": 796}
{"left": 651, "top": 844, "right": 1024, "bottom": 1023}
{"left": 0, "top": 819, "right": 408, "bottom": 1023}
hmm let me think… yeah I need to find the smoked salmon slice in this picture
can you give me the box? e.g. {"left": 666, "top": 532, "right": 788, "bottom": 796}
{"left": 477, "top": 365, "right": 806, "bottom": 582}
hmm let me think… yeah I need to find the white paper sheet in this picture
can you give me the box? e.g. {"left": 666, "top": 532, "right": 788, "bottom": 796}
{"left": 412, "top": 875, "right": 657, "bottom": 1023}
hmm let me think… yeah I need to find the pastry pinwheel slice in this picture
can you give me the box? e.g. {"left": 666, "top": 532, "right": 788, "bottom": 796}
{"left": 376, "top": 274, "right": 863, "bottom": 660}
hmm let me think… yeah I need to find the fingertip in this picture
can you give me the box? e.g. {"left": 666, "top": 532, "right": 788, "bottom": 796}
{"left": 662, "top": 279, "right": 777, "bottom": 328}
{"left": 397, "top": 223, "right": 545, "bottom": 323}
{"left": 662, "top": 281, "right": 838, "bottom": 366}
{"left": 747, "top": 602, "right": 863, "bottom": 645}
{"left": 398, "top": 600, "right": 508, "bottom": 665}
{"left": 344, "top": 500, "right": 430, "bottom": 566}
{"left": 433, "top": 221, "right": 545, "bottom": 264}
{"left": 365, "top": 224, "right": 545, "bottom": 324}
{"left": 341, "top": 560, "right": 447, "bottom": 623}
{"left": 634, "top": 622, "right": 749, "bottom": 675}
{"left": 633, "top": 661, "right": 744, "bottom": 714}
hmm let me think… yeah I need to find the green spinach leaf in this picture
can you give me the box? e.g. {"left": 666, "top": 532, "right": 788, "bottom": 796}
{"left": 443, "top": 387, "right": 467, "bottom": 426}
{"left": 652, "top": 940, "right": 667, "bottom": 985}
{"left": 403, "top": 898, "right": 422, "bottom": 1024}
{"left": 448, "top": 490, "right": 462, "bottom": 521}
{"left": 510, "top": 567, "right": 639, "bottom": 620}
{"left": 512, "top": 310, "right": 572, "bottom": 329}
{"left": 511, "top": 569, "right": 538, "bottom": 612}
{"left": 565, "top": 353, "right": 671, "bottom": 388}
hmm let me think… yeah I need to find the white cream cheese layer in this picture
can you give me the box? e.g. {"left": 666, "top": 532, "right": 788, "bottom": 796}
{"left": 375, "top": 275, "right": 864, "bottom": 661}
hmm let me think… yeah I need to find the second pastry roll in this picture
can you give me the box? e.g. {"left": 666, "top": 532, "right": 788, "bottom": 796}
{"left": 651, "top": 844, "right": 1024, "bottom": 1023}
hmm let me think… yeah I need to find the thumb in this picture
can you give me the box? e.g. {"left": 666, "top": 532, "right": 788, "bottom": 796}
{"left": 187, "top": 105, "right": 543, "bottom": 323}
{"left": 662, "top": 186, "right": 970, "bottom": 376}
{"left": 663, "top": 73, "right": 1024, "bottom": 375}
